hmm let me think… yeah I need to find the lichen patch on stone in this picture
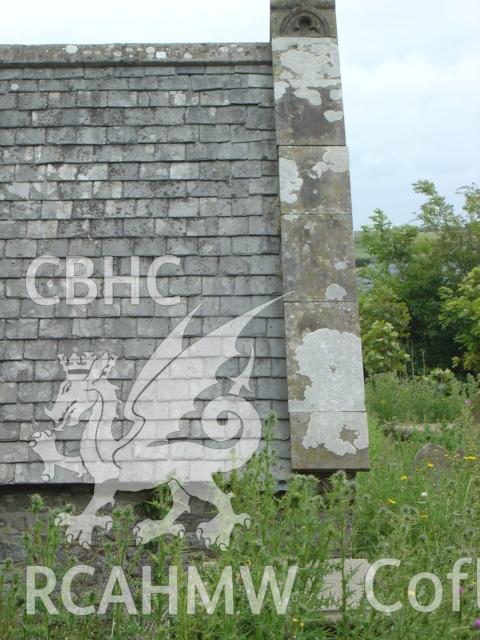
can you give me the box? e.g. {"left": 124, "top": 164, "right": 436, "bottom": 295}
{"left": 309, "top": 148, "right": 349, "bottom": 179}
{"left": 324, "top": 110, "right": 344, "bottom": 123}
{"left": 325, "top": 284, "right": 347, "bottom": 301}
{"left": 290, "top": 328, "right": 365, "bottom": 413}
{"left": 273, "top": 38, "right": 340, "bottom": 107}
{"left": 302, "top": 412, "right": 368, "bottom": 456}
{"left": 329, "top": 88, "right": 342, "bottom": 101}
{"left": 279, "top": 158, "right": 303, "bottom": 204}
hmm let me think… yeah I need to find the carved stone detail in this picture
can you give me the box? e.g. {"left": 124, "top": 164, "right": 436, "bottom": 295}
{"left": 280, "top": 8, "right": 329, "bottom": 37}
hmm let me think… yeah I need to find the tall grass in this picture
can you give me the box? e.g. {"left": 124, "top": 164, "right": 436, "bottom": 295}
{"left": 0, "top": 418, "right": 352, "bottom": 639}
{"left": 365, "top": 372, "right": 468, "bottom": 425}
{"left": 2, "top": 378, "right": 480, "bottom": 638}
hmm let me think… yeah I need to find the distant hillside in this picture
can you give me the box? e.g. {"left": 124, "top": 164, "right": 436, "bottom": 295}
{"left": 354, "top": 231, "right": 372, "bottom": 267}
{"left": 354, "top": 228, "right": 433, "bottom": 267}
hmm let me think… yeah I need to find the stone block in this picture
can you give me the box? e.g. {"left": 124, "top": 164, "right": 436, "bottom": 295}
{"left": 18, "top": 381, "right": 52, "bottom": 403}
{"left": 92, "top": 181, "right": 123, "bottom": 199}
{"left": 246, "top": 107, "right": 276, "bottom": 131}
{"left": 0, "top": 382, "right": 17, "bottom": 404}
{"left": 138, "top": 163, "right": 170, "bottom": 180}
{"left": 278, "top": 146, "right": 351, "bottom": 215}
{"left": 123, "top": 218, "right": 155, "bottom": 237}
{"left": 0, "top": 182, "right": 30, "bottom": 201}
{"left": 58, "top": 219, "right": 90, "bottom": 238}
{"left": 283, "top": 301, "right": 365, "bottom": 413}
{"left": 45, "top": 127, "right": 76, "bottom": 144}
{"left": 0, "top": 164, "right": 14, "bottom": 182}
{"left": 170, "top": 162, "right": 200, "bottom": 180}
{"left": 0, "top": 221, "right": 26, "bottom": 239}
{"left": 272, "top": 37, "right": 345, "bottom": 146}
{"left": 168, "top": 199, "right": 199, "bottom": 218}
{"left": 281, "top": 213, "right": 356, "bottom": 302}
{"left": 26, "top": 220, "right": 58, "bottom": 239}
{"left": 91, "top": 219, "right": 123, "bottom": 238}
{"left": 72, "top": 318, "right": 104, "bottom": 338}
{"left": 0, "top": 338, "right": 24, "bottom": 360}
{"left": 0, "top": 441, "right": 32, "bottom": 463}
{"left": 24, "top": 340, "right": 57, "bottom": 360}
{"left": 0, "top": 360, "right": 34, "bottom": 382}
{"left": 104, "top": 201, "right": 136, "bottom": 218}
{"left": 104, "top": 317, "right": 136, "bottom": 338}
{"left": 42, "top": 201, "right": 73, "bottom": 219}
{"left": 290, "top": 411, "right": 369, "bottom": 471}
{"left": 1, "top": 403, "right": 34, "bottom": 422}
{"left": 0, "top": 299, "right": 21, "bottom": 318}
{"left": 185, "top": 106, "right": 217, "bottom": 124}
{"left": 5, "top": 319, "right": 38, "bottom": 340}
{"left": 39, "top": 319, "right": 71, "bottom": 339}
{"left": 167, "top": 125, "right": 198, "bottom": 143}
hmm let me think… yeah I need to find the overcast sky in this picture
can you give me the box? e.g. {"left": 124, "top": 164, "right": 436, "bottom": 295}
{"left": 1, "top": 0, "right": 479, "bottom": 228}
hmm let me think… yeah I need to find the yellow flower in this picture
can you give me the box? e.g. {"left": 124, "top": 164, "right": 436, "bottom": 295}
{"left": 464, "top": 455, "right": 477, "bottom": 461}
{"left": 300, "top": 622, "right": 304, "bottom": 628}
{"left": 388, "top": 498, "right": 397, "bottom": 505}
{"left": 400, "top": 475, "right": 409, "bottom": 481}
{"left": 420, "top": 514, "right": 428, "bottom": 519}
{"left": 292, "top": 618, "right": 298, "bottom": 623}
{"left": 426, "top": 463, "right": 434, "bottom": 469}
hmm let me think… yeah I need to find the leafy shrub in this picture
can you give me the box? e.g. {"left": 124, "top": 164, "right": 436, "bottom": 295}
{"left": 362, "top": 321, "right": 410, "bottom": 376}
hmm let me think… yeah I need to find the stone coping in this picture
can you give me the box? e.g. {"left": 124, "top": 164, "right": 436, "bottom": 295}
{"left": 0, "top": 42, "right": 272, "bottom": 68}
{"left": 271, "top": 0, "right": 335, "bottom": 8}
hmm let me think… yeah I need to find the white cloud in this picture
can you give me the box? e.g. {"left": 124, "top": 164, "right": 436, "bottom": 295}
{"left": 337, "top": 0, "right": 480, "bottom": 226}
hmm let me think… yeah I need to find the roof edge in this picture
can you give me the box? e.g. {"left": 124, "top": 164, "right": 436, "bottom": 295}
{"left": 0, "top": 42, "right": 272, "bottom": 68}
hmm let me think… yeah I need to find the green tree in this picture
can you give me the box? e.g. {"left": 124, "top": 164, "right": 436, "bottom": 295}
{"left": 440, "top": 267, "right": 480, "bottom": 372}
{"left": 359, "top": 181, "right": 480, "bottom": 371}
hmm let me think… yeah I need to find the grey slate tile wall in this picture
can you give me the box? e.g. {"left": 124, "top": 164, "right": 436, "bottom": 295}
{"left": 0, "top": 45, "right": 291, "bottom": 485}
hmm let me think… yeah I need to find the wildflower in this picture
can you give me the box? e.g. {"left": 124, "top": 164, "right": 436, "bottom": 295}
{"left": 474, "top": 618, "right": 480, "bottom": 629}
{"left": 292, "top": 618, "right": 298, "bottom": 623}
{"left": 464, "top": 456, "right": 477, "bottom": 462}
{"left": 400, "top": 475, "right": 409, "bottom": 481}
{"left": 459, "top": 586, "right": 466, "bottom": 594}
{"left": 388, "top": 499, "right": 397, "bottom": 505}
{"left": 421, "top": 492, "right": 428, "bottom": 498}
{"left": 427, "top": 463, "right": 434, "bottom": 469}
{"left": 466, "top": 399, "right": 472, "bottom": 406}
{"left": 420, "top": 514, "right": 428, "bottom": 519}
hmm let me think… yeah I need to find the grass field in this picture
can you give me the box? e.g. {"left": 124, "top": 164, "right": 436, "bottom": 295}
{"left": 2, "top": 375, "right": 480, "bottom": 638}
